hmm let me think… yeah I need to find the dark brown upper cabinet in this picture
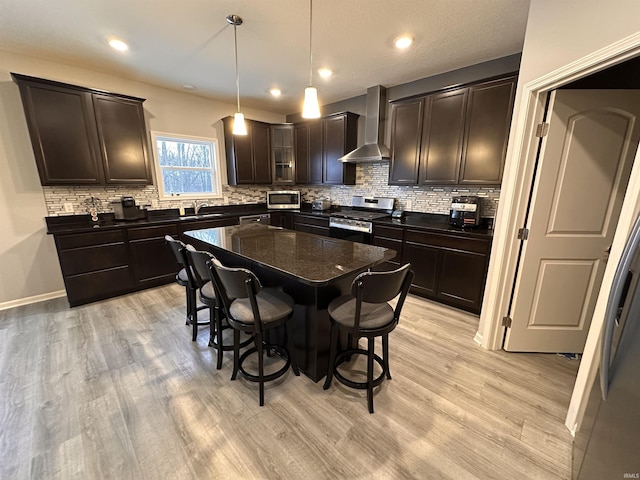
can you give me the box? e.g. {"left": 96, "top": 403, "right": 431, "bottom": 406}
{"left": 12, "top": 73, "right": 152, "bottom": 186}
{"left": 389, "top": 99, "right": 424, "bottom": 185}
{"left": 419, "top": 88, "right": 468, "bottom": 185}
{"left": 294, "top": 120, "right": 323, "bottom": 184}
{"left": 294, "top": 112, "right": 358, "bottom": 185}
{"left": 459, "top": 76, "right": 516, "bottom": 184}
{"left": 389, "top": 74, "right": 516, "bottom": 186}
{"left": 223, "top": 117, "right": 272, "bottom": 185}
{"left": 271, "top": 124, "right": 295, "bottom": 185}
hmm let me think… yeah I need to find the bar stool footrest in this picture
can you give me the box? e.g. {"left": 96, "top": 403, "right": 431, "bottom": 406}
{"left": 238, "top": 344, "right": 292, "bottom": 383}
{"left": 333, "top": 348, "right": 386, "bottom": 390}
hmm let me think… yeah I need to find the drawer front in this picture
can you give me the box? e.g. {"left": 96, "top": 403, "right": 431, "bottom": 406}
{"left": 373, "top": 224, "right": 404, "bottom": 240}
{"left": 128, "top": 223, "right": 178, "bottom": 240}
{"left": 59, "top": 242, "right": 129, "bottom": 276}
{"left": 293, "top": 214, "right": 330, "bottom": 228}
{"left": 405, "top": 229, "right": 491, "bottom": 254}
{"left": 56, "top": 230, "right": 125, "bottom": 250}
{"left": 65, "top": 266, "right": 133, "bottom": 306}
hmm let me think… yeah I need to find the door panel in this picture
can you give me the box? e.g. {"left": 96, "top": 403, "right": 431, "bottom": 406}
{"left": 547, "top": 111, "right": 632, "bottom": 235}
{"left": 505, "top": 90, "right": 640, "bottom": 352}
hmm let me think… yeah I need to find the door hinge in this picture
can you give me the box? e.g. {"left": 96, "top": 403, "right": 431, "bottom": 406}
{"left": 502, "top": 316, "right": 513, "bottom": 328}
{"left": 536, "top": 122, "right": 550, "bottom": 138}
{"left": 517, "top": 228, "right": 529, "bottom": 240}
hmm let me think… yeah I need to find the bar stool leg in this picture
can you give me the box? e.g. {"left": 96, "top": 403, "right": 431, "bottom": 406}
{"left": 256, "top": 333, "right": 265, "bottom": 406}
{"left": 383, "top": 333, "right": 391, "bottom": 380}
{"left": 185, "top": 287, "right": 192, "bottom": 325}
{"left": 231, "top": 329, "right": 240, "bottom": 380}
{"left": 285, "top": 320, "right": 300, "bottom": 376}
{"left": 215, "top": 308, "right": 224, "bottom": 370}
{"left": 323, "top": 325, "right": 339, "bottom": 390}
{"left": 367, "top": 337, "right": 375, "bottom": 414}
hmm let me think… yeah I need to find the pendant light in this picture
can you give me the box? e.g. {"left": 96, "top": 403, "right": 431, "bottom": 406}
{"left": 302, "top": 0, "right": 321, "bottom": 118}
{"left": 227, "top": 14, "right": 247, "bottom": 135}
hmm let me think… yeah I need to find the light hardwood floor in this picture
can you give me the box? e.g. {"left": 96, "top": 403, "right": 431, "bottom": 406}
{"left": 0, "top": 284, "right": 578, "bottom": 479}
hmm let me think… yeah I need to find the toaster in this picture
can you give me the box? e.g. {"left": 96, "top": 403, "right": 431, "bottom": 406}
{"left": 312, "top": 199, "right": 331, "bottom": 211}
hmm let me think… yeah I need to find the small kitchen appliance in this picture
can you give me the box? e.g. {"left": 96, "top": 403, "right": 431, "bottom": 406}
{"left": 112, "top": 196, "right": 146, "bottom": 221}
{"left": 266, "top": 191, "right": 301, "bottom": 209}
{"left": 312, "top": 199, "right": 331, "bottom": 211}
{"left": 449, "top": 196, "right": 481, "bottom": 228}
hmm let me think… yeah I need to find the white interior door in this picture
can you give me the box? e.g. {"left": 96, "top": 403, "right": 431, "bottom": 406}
{"left": 504, "top": 90, "right": 640, "bottom": 353}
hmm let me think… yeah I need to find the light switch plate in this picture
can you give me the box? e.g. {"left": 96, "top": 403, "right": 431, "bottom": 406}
{"left": 63, "top": 203, "right": 74, "bottom": 213}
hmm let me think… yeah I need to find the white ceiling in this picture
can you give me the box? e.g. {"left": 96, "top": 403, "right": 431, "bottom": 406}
{"left": 0, "top": 0, "right": 530, "bottom": 114}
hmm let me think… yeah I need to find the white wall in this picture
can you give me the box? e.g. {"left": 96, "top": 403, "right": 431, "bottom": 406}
{"left": 0, "top": 50, "right": 284, "bottom": 307}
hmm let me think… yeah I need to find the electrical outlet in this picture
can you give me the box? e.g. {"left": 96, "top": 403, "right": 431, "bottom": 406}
{"left": 63, "top": 203, "right": 74, "bottom": 213}
{"left": 405, "top": 200, "right": 412, "bottom": 211}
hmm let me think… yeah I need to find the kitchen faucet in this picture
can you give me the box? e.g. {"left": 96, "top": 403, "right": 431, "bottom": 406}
{"left": 194, "top": 200, "right": 209, "bottom": 214}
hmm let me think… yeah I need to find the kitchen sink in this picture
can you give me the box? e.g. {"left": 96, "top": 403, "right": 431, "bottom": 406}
{"left": 179, "top": 213, "right": 225, "bottom": 221}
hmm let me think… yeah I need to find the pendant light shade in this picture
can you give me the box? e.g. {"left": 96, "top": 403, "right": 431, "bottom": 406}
{"left": 302, "top": 0, "right": 321, "bottom": 118}
{"left": 232, "top": 112, "right": 247, "bottom": 135}
{"left": 227, "top": 14, "right": 247, "bottom": 135}
{"left": 303, "top": 87, "right": 320, "bottom": 119}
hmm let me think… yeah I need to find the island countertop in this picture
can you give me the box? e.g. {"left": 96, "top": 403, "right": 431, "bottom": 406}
{"left": 184, "top": 223, "right": 396, "bottom": 286}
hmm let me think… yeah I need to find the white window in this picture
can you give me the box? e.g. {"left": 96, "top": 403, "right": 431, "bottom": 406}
{"left": 151, "top": 132, "right": 222, "bottom": 199}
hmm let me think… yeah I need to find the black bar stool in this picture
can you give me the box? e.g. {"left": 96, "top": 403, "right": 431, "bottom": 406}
{"left": 165, "top": 235, "right": 208, "bottom": 340}
{"left": 323, "top": 264, "right": 414, "bottom": 413}
{"left": 209, "top": 257, "right": 299, "bottom": 406}
{"left": 186, "top": 248, "right": 251, "bottom": 369}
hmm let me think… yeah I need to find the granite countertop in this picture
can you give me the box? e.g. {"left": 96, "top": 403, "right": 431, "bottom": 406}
{"left": 45, "top": 202, "right": 493, "bottom": 238}
{"left": 184, "top": 223, "right": 396, "bottom": 286}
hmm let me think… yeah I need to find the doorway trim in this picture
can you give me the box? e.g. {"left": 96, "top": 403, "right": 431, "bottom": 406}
{"left": 477, "top": 31, "right": 640, "bottom": 431}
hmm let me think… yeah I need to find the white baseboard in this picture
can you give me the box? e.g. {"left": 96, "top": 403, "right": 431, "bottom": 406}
{"left": 0, "top": 290, "right": 67, "bottom": 312}
{"left": 473, "top": 331, "right": 484, "bottom": 346}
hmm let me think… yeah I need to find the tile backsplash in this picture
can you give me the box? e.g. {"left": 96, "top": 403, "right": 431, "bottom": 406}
{"left": 43, "top": 162, "right": 500, "bottom": 218}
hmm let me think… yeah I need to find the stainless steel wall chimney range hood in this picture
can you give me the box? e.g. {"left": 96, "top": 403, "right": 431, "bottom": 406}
{"left": 339, "top": 85, "right": 390, "bottom": 163}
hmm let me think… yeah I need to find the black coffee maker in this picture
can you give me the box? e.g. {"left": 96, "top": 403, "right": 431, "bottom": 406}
{"left": 449, "top": 196, "right": 481, "bottom": 228}
{"left": 112, "top": 196, "right": 146, "bottom": 221}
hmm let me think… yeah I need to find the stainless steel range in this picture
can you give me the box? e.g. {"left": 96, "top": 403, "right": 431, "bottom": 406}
{"left": 329, "top": 196, "right": 394, "bottom": 243}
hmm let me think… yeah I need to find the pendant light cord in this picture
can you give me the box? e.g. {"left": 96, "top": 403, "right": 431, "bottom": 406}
{"left": 233, "top": 22, "right": 241, "bottom": 112}
{"left": 309, "top": 0, "right": 313, "bottom": 87}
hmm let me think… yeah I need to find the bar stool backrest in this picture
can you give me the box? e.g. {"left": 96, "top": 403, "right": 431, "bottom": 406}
{"left": 351, "top": 264, "right": 414, "bottom": 331}
{"left": 186, "top": 248, "right": 216, "bottom": 290}
{"left": 165, "top": 235, "right": 196, "bottom": 288}
{"left": 209, "top": 258, "right": 265, "bottom": 332}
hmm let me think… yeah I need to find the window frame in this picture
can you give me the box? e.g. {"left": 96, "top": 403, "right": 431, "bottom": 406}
{"left": 150, "top": 131, "right": 223, "bottom": 200}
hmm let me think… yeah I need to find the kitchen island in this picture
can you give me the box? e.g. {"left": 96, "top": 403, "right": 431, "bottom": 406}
{"left": 184, "top": 223, "right": 396, "bottom": 381}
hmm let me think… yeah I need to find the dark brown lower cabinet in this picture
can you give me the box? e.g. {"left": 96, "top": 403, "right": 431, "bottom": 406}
{"left": 292, "top": 214, "right": 330, "bottom": 236}
{"left": 372, "top": 224, "right": 404, "bottom": 271}
{"left": 55, "top": 230, "right": 132, "bottom": 307}
{"left": 403, "top": 240, "right": 440, "bottom": 296}
{"left": 402, "top": 228, "right": 491, "bottom": 314}
{"left": 270, "top": 211, "right": 294, "bottom": 230}
{"left": 128, "top": 224, "right": 179, "bottom": 287}
{"left": 437, "top": 248, "right": 488, "bottom": 311}
{"left": 53, "top": 215, "right": 240, "bottom": 307}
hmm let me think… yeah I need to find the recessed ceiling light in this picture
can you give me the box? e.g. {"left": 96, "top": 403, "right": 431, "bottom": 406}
{"left": 269, "top": 88, "right": 282, "bottom": 97}
{"left": 318, "top": 68, "right": 333, "bottom": 79}
{"left": 108, "top": 38, "right": 129, "bottom": 52}
{"left": 394, "top": 35, "right": 413, "bottom": 49}
{"left": 182, "top": 84, "right": 196, "bottom": 91}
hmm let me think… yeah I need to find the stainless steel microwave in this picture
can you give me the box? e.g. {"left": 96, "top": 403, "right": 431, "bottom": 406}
{"left": 266, "top": 191, "right": 301, "bottom": 209}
